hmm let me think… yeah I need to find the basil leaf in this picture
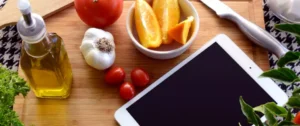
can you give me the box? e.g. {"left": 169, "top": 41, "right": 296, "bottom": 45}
{"left": 277, "top": 121, "right": 295, "bottom": 126}
{"left": 264, "top": 102, "right": 288, "bottom": 117}
{"left": 254, "top": 105, "right": 265, "bottom": 114}
{"left": 275, "top": 24, "right": 300, "bottom": 35}
{"left": 265, "top": 108, "right": 278, "bottom": 126}
{"left": 292, "top": 88, "right": 300, "bottom": 96}
{"left": 286, "top": 95, "right": 300, "bottom": 108}
{"left": 255, "top": 114, "right": 264, "bottom": 126}
{"left": 240, "top": 96, "right": 263, "bottom": 126}
{"left": 277, "top": 52, "right": 300, "bottom": 67}
{"left": 261, "top": 68, "right": 300, "bottom": 83}
{"left": 285, "top": 109, "right": 293, "bottom": 122}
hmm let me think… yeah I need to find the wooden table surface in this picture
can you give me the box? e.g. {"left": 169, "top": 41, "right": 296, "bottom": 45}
{"left": 14, "top": 0, "right": 270, "bottom": 125}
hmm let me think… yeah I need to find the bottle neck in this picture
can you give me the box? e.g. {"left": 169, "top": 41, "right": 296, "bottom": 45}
{"left": 24, "top": 33, "right": 52, "bottom": 57}
{"left": 23, "top": 13, "right": 33, "bottom": 26}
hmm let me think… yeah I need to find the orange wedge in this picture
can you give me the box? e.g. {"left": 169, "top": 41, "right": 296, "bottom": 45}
{"left": 135, "top": 0, "right": 162, "bottom": 48}
{"left": 153, "top": 0, "right": 180, "bottom": 44}
{"left": 168, "top": 16, "right": 194, "bottom": 45}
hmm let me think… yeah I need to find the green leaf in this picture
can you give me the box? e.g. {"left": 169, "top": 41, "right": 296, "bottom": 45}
{"left": 277, "top": 121, "right": 295, "bottom": 126}
{"left": 265, "top": 108, "right": 278, "bottom": 126}
{"left": 240, "top": 96, "right": 264, "bottom": 126}
{"left": 292, "top": 88, "right": 300, "bottom": 96}
{"left": 261, "top": 68, "right": 300, "bottom": 84}
{"left": 285, "top": 109, "right": 293, "bottom": 122}
{"left": 277, "top": 52, "right": 300, "bottom": 67}
{"left": 254, "top": 105, "right": 265, "bottom": 114}
{"left": 264, "top": 102, "right": 288, "bottom": 117}
{"left": 275, "top": 24, "right": 300, "bottom": 35}
{"left": 255, "top": 114, "right": 264, "bottom": 126}
{"left": 286, "top": 95, "right": 300, "bottom": 108}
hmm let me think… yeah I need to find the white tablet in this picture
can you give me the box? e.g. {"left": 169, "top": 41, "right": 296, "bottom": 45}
{"left": 115, "top": 34, "right": 288, "bottom": 126}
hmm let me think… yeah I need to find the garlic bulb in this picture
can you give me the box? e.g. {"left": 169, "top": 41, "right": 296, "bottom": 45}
{"left": 80, "top": 28, "right": 115, "bottom": 70}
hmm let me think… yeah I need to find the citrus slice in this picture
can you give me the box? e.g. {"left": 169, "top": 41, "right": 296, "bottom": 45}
{"left": 135, "top": 0, "right": 162, "bottom": 48}
{"left": 168, "top": 16, "right": 194, "bottom": 45}
{"left": 152, "top": 0, "right": 180, "bottom": 44}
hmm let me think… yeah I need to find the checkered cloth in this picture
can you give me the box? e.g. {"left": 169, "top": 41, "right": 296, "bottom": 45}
{"left": 263, "top": 1, "right": 300, "bottom": 98}
{"left": 0, "top": 0, "right": 22, "bottom": 72}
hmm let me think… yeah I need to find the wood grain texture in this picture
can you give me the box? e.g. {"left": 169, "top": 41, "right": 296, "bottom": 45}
{"left": 14, "top": 0, "right": 270, "bottom": 126}
{"left": 0, "top": 0, "right": 73, "bottom": 27}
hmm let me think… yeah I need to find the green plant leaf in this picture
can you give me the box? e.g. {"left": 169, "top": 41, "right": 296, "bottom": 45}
{"left": 264, "top": 102, "right": 288, "bottom": 117}
{"left": 277, "top": 52, "right": 300, "bottom": 67}
{"left": 275, "top": 24, "right": 300, "bottom": 45}
{"left": 292, "top": 88, "right": 300, "bottom": 96}
{"left": 240, "top": 96, "right": 264, "bottom": 126}
{"left": 254, "top": 103, "right": 288, "bottom": 117}
{"left": 286, "top": 95, "right": 300, "bottom": 108}
{"left": 275, "top": 24, "right": 300, "bottom": 35}
{"left": 254, "top": 105, "right": 265, "bottom": 114}
{"left": 285, "top": 109, "right": 293, "bottom": 122}
{"left": 255, "top": 114, "right": 264, "bottom": 126}
{"left": 261, "top": 68, "right": 300, "bottom": 83}
{"left": 277, "top": 121, "right": 295, "bottom": 126}
{"left": 265, "top": 108, "right": 278, "bottom": 126}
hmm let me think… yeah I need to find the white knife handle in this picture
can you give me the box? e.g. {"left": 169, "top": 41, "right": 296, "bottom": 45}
{"left": 221, "top": 12, "right": 289, "bottom": 58}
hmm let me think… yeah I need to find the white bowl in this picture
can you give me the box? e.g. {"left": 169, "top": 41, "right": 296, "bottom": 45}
{"left": 126, "top": 0, "right": 200, "bottom": 60}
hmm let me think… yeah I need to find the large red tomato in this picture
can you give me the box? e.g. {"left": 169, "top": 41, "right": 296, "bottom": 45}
{"left": 74, "top": 0, "right": 123, "bottom": 28}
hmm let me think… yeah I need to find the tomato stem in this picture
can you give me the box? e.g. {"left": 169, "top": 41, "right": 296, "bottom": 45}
{"left": 93, "top": 0, "right": 98, "bottom": 3}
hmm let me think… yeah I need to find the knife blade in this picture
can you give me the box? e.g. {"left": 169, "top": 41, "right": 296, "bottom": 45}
{"left": 200, "top": 0, "right": 234, "bottom": 16}
{"left": 200, "top": 0, "right": 289, "bottom": 58}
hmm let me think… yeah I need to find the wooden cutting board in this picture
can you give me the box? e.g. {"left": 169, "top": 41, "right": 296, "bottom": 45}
{"left": 13, "top": 0, "right": 269, "bottom": 126}
{"left": 0, "top": 0, "right": 73, "bottom": 27}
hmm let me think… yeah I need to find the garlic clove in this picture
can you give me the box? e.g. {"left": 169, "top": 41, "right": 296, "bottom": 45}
{"left": 80, "top": 40, "right": 95, "bottom": 56}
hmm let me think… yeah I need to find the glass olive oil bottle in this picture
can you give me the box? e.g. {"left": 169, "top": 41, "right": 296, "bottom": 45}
{"left": 17, "top": 0, "right": 72, "bottom": 98}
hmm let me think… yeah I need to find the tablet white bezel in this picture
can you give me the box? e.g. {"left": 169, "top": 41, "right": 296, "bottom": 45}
{"left": 115, "top": 34, "right": 288, "bottom": 126}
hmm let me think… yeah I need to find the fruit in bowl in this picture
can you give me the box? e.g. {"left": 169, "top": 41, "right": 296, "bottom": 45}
{"left": 152, "top": 0, "right": 181, "bottom": 45}
{"left": 168, "top": 16, "right": 195, "bottom": 45}
{"left": 134, "top": 0, "right": 162, "bottom": 48}
{"left": 126, "top": 0, "right": 200, "bottom": 59}
{"left": 135, "top": 0, "right": 194, "bottom": 48}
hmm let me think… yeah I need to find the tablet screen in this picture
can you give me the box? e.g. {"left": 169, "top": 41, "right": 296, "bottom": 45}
{"left": 127, "top": 43, "right": 275, "bottom": 126}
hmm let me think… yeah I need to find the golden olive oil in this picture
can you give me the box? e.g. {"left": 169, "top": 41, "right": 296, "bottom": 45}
{"left": 20, "top": 34, "right": 72, "bottom": 98}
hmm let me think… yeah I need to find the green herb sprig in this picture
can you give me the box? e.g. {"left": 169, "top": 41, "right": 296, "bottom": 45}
{"left": 0, "top": 66, "right": 30, "bottom": 126}
{"left": 240, "top": 23, "right": 300, "bottom": 126}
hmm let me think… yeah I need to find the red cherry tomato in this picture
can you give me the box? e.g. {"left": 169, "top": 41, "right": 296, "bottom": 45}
{"left": 120, "top": 82, "right": 136, "bottom": 100}
{"left": 131, "top": 68, "right": 150, "bottom": 87}
{"left": 294, "top": 112, "right": 300, "bottom": 124}
{"left": 105, "top": 67, "right": 125, "bottom": 85}
{"left": 74, "top": 0, "right": 123, "bottom": 28}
